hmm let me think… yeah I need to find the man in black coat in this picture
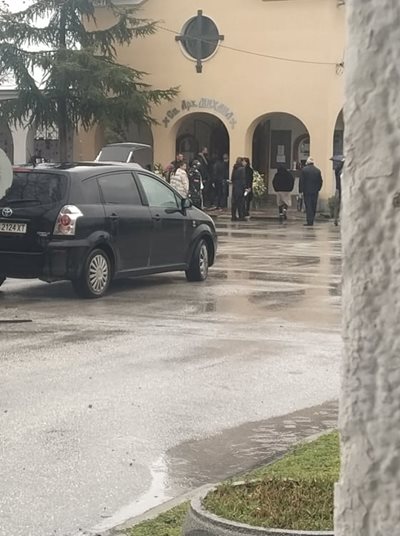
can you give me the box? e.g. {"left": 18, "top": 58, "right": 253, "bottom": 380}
{"left": 212, "top": 157, "right": 225, "bottom": 209}
{"left": 299, "top": 157, "right": 323, "bottom": 226}
{"left": 231, "top": 158, "right": 246, "bottom": 221}
{"left": 197, "top": 147, "right": 214, "bottom": 208}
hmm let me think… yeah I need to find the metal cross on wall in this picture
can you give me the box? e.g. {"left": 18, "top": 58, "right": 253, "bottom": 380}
{"left": 175, "top": 10, "right": 224, "bottom": 73}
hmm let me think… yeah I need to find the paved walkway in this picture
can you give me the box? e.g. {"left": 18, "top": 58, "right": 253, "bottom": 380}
{"left": 166, "top": 400, "right": 338, "bottom": 489}
{"left": 0, "top": 221, "right": 341, "bottom": 536}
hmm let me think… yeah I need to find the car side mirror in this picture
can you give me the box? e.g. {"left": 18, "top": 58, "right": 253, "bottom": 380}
{"left": 182, "top": 198, "right": 192, "bottom": 210}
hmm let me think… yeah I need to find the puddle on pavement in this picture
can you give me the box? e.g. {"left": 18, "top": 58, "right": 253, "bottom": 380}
{"left": 248, "top": 289, "right": 306, "bottom": 309}
{"left": 165, "top": 400, "right": 338, "bottom": 490}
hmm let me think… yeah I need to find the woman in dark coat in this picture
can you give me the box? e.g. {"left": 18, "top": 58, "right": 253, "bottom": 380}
{"left": 231, "top": 157, "right": 246, "bottom": 221}
{"left": 243, "top": 157, "right": 254, "bottom": 217}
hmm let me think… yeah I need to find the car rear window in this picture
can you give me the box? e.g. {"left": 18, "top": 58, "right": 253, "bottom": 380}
{"left": 0, "top": 172, "right": 68, "bottom": 206}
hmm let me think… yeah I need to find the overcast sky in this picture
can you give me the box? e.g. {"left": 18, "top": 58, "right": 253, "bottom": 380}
{"left": 2, "top": 0, "right": 43, "bottom": 88}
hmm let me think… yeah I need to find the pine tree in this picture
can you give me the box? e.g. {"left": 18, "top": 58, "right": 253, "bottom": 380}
{"left": 0, "top": 0, "right": 177, "bottom": 161}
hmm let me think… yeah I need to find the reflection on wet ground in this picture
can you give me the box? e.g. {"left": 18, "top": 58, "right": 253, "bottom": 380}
{"left": 0, "top": 221, "right": 341, "bottom": 328}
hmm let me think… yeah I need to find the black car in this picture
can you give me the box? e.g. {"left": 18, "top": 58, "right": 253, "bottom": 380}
{"left": 0, "top": 163, "right": 217, "bottom": 298}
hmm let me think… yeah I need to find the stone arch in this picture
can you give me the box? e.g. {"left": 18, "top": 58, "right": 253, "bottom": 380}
{"left": 248, "top": 112, "right": 310, "bottom": 193}
{"left": 172, "top": 112, "right": 230, "bottom": 164}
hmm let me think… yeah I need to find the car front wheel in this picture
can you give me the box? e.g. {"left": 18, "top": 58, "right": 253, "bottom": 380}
{"left": 0, "top": 275, "right": 6, "bottom": 288}
{"left": 72, "top": 249, "right": 111, "bottom": 299}
{"left": 186, "top": 239, "right": 209, "bottom": 282}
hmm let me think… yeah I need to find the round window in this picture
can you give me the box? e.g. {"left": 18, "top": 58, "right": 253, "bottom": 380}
{"left": 181, "top": 16, "right": 220, "bottom": 60}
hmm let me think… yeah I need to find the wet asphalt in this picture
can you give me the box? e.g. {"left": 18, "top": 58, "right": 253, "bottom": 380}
{"left": 0, "top": 219, "right": 342, "bottom": 536}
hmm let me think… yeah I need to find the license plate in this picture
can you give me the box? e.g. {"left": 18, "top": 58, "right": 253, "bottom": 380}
{"left": 0, "top": 222, "right": 27, "bottom": 234}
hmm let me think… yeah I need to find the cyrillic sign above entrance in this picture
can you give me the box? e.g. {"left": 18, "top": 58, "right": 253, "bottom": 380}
{"left": 162, "top": 99, "right": 237, "bottom": 129}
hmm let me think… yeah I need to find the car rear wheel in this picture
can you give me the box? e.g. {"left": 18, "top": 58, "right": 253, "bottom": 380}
{"left": 72, "top": 249, "right": 111, "bottom": 299}
{"left": 186, "top": 239, "right": 209, "bottom": 282}
{"left": 0, "top": 275, "right": 6, "bottom": 288}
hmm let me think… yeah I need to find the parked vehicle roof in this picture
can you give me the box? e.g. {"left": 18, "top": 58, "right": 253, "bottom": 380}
{"left": 13, "top": 162, "right": 146, "bottom": 179}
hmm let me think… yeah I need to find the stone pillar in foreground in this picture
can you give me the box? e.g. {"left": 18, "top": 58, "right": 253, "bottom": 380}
{"left": 336, "top": 1, "right": 400, "bottom": 534}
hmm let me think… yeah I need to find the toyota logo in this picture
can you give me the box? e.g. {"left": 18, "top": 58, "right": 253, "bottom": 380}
{"left": 1, "top": 207, "right": 13, "bottom": 218}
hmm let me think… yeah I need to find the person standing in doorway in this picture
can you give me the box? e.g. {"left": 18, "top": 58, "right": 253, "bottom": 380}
{"left": 299, "top": 157, "right": 323, "bottom": 226}
{"left": 243, "top": 157, "right": 254, "bottom": 217}
{"left": 188, "top": 160, "right": 204, "bottom": 209}
{"left": 170, "top": 161, "right": 190, "bottom": 198}
{"left": 272, "top": 166, "right": 295, "bottom": 222}
{"left": 197, "top": 147, "right": 214, "bottom": 208}
{"left": 231, "top": 157, "right": 246, "bottom": 221}
{"left": 166, "top": 153, "right": 184, "bottom": 183}
{"left": 222, "top": 153, "right": 230, "bottom": 208}
{"left": 212, "top": 156, "right": 226, "bottom": 210}
{"left": 171, "top": 153, "right": 184, "bottom": 172}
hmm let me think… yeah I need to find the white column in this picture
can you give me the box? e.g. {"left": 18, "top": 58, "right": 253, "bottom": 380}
{"left": 336, "top": 1, "right": 400, "bottom": 535}
{"left": 10, "top": 124, "right": 29, "bottom": 165}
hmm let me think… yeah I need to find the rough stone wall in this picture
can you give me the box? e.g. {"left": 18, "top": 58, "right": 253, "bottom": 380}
{"left": 336, "top": 1, "right": 400, "bottom": 535}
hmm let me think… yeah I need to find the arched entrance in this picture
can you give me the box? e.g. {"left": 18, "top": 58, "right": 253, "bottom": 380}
{"left": 0, "top": 123, "right": 14, "bottom": 163}
{"left": 251, "top": 112, "right": 310, "bottom": 195}
{"left": 175, "top": 112, "right": 229, "bottom": 163}
{"left": 26, "top": 125, "right": 74, "bottom": 163}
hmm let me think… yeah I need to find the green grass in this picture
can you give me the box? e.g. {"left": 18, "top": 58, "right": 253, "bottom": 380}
{"left": 203, "top": 432, "right": 339, "bottom": 531}
{"left": 125, "top": 432, "right": 339, "bottom": 535}
{"left": 125, "top": 503, "right": 189, "bottom": 536}
{"left": 246, "top": 431, "right": 340, "bottom": 481}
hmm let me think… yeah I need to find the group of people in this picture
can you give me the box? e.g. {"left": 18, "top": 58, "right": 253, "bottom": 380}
{"left": 167, "top": 148, "right": 229, "bottom": 210}
{"left": 167, "top": 149, "right": 340, "bottom": 228}
{"left": 273, "top": 156, "right": 343, "bottom": 227}
{"left": 273, "top": 157, "right": 324, "bottom": 226}
{"left": 167, "top": 149, "right": 255, "bottom": 220}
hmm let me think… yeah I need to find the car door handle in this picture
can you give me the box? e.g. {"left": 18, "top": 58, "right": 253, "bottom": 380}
{"left": 153, "top": 214, "right": 161, "bottom": 222}
{"left": 110, "top": 213, "right": 119, "bottom": 221}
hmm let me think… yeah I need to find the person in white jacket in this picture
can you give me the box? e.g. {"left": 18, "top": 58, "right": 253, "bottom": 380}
{"left": 170, "top": 162, "right": 190, "bottom": 198}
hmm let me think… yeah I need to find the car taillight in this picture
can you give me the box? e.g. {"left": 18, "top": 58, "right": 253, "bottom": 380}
{"left": 54, "top": 205, "right": 83, "bottom": 236}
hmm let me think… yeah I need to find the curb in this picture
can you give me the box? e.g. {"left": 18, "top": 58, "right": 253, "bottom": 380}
{"left": 93, "top": 429, "right": 335, "bottom": 536}
{"left": 90, "top": 485, "right": 212, "bottom": 536}
{"left": 185, "top": 486, "right": 334, "bottom": 536}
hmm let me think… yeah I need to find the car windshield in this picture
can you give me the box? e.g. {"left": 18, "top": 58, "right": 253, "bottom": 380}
{"left": 0, "top": 172, "right": 68, "bottom": 206}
